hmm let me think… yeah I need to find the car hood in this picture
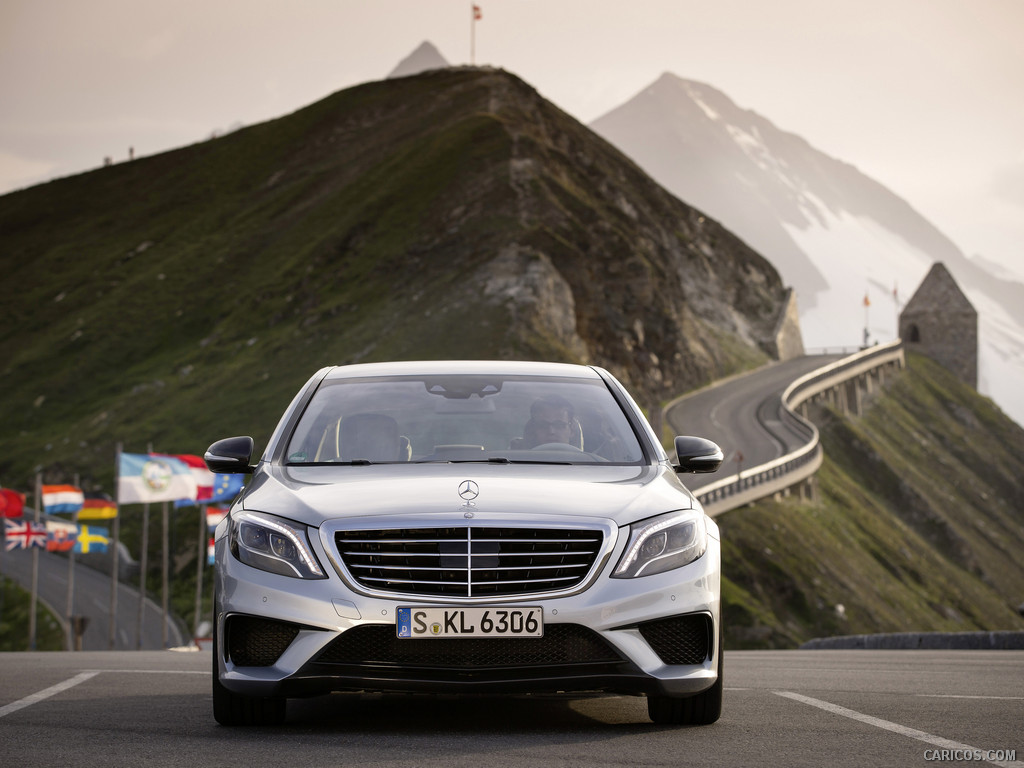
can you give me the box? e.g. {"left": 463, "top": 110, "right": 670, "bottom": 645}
{"left": 238, "top": 462, "right": 699, "bottom": 529}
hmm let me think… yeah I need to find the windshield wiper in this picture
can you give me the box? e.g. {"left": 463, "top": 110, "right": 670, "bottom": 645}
{"left": 414, "top": 457, "right": 510, "bottom": 464}
{"left": 288, "top": 459, "right": 375, "bottom": 466}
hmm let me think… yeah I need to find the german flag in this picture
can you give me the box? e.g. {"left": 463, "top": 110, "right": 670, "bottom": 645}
{"left": 79, "top": 494, "right": 117, "bottom": 520}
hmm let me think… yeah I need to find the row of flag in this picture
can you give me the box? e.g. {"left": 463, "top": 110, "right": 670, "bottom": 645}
{"left": 4, "top": 506, "right": 230, "bottom": 554}
{"left": 118, "top": 452, "right": 244, "bottom": 506}
{"left": 3, "top": 517, "right": 113, "bottom": 554}
{"left": 1, "top": 452, "right": 245, "bottom": 520}
{"left": 2, "top": 452, "right": 245, "bottom": 554}
{"left": 1, "top": 486, "right": 117, "bottom": 520}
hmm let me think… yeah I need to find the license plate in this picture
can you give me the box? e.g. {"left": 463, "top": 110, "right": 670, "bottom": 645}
{"left": 396, "top": 606, "right": 543, "bottom": 638}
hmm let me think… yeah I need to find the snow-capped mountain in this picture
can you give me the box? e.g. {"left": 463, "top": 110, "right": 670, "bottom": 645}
{"left": 591, "top": 73, "right": 1024, "bottom": 426}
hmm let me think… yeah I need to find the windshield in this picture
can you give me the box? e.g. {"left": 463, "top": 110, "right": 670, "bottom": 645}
{"left": 285, "top": 374, "right": 645, "bottom": 465}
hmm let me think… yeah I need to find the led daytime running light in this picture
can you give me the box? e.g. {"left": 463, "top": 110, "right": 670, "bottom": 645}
{"left": 233, "top": 511, "right": 325, "bottom": 579}
{"left": 616, "top": 515, "right": 687, "bottom": 576}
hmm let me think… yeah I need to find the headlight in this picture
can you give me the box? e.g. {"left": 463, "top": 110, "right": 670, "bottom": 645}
{"left": 229, "top": 510, "right": 326, "bottom": 579}
{"left": 612, "top": 511, "right": 707, "bottom": 578}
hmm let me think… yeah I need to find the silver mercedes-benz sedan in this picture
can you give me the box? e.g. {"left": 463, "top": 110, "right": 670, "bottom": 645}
{"left": 206, "top": 360, "right": 724, "bottom": 726}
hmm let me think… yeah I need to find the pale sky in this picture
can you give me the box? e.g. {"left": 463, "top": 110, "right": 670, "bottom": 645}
{"left": 2, "top": 0, "right": 1022, "bottom": 279}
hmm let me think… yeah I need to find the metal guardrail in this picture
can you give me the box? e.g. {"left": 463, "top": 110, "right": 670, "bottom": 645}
{"left": 696, "top": 341, "right": 905, "bottom": 516}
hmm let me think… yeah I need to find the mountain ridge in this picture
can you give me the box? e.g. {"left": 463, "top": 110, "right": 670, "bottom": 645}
{"left": 591, "top": 72, "right": 1024, "bottom": 426}
{"left": 0, "top": 67, "right": 790, "bottom": 489}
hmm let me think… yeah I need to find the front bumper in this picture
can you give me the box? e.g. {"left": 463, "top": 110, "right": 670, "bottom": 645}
{"left": 214, "top": 524, "right": 721, "bottom": 700}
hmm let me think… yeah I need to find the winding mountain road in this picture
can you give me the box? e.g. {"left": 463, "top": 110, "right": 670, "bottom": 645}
{"left": 0, "top": 548, "right": 182, "bottom": 651}
{"left": 666, "top": 354, "right": 842, "bottom": 491}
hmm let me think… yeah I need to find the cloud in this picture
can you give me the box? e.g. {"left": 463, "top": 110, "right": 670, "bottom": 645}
{"left": 992, "top": 160, "right": 1024, "bottom": 208}
{"left": 0, "top": 151, "right": 56, "bottom": 193}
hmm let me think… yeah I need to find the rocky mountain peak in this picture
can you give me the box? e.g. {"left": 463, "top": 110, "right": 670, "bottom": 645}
{"left": 387, "top": 41, "right": 450, "bottom": 79}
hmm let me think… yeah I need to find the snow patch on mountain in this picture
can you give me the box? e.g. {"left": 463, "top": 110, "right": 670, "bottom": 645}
{"left": 591, "top": 72, "right": 1024, "bottom": 426}
{"left": 784, "top": 201, "right": 1024, "bottom": 425}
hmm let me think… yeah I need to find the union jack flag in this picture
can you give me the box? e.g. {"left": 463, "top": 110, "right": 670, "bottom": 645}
{"left": 4, "top": 518, "right": 48, "bottom": 550}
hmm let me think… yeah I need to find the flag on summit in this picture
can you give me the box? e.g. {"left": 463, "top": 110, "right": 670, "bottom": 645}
{"left": 42, "top": 484, "right": 84, "bottom": 515}
{"left": 118, "top": 453, "right": 198, "bottom": 504}
{"left": 473, "top": 3, "right": 482, "bottom": 20}
{"left": 1, "top": 488, "right": 25, "bottom": 518}
{"left": 4, "top": 518, "right": 48, "bottom": 550}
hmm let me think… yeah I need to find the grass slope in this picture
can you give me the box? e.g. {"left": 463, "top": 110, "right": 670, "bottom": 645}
{"left": 0, "top": 576, "right": 65, "bottom": 651}
{"left": 1, "top": 67, "right": 783, "bottom": 495}
{"left": 721, "top": 354, "right": 1024, "bottom": 648}
{"left": 0, "top": 73, "right": 520, "bottom": 491}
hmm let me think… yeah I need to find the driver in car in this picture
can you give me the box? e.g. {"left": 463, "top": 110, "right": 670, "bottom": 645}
{"left": 519, "top": 396, "right": 583, "bottom": 449}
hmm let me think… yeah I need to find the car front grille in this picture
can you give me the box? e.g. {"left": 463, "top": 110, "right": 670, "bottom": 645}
{"left": 334, "top": 526, "right": 604, "bottom": 597}
{"left": 315, "top": 623, "right": 624, "bottom": 669}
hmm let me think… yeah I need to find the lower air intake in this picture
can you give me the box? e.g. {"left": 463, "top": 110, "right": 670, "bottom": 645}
{"left": 636, "top": 613, "right": 712, "bottom": 665}
{"left": 226, "top": 615, "right": 300, "bottom": 667}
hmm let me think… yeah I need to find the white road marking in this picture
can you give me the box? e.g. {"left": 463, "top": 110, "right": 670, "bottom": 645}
{"left": 776, "top": 691, "right": 1024, "bottom": 767}
{"left": 0, "top": 668, "right": 207, "bottom": 720}
{"left": 0, "top": 671, "right": 100, "bottom": 719}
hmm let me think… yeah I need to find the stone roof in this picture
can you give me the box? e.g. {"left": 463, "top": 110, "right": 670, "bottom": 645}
{"left": 902, "top": 262, "right": 977, "bottom": 318}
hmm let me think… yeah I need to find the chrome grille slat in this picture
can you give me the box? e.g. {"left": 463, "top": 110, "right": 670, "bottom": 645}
{"left": 347, "top": 562, "right": 589, "bottom": 573}
{"left": 335, "top": 526, "right": 604, "bottom": 597}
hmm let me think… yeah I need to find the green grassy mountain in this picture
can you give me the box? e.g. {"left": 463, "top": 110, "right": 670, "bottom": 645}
{"left": 1, "top": 67, "right": 786, "bottom": 491}
{"left": 7, "top": 67, "right": 1018, "bottom": 650}
{"left": 721, "top": 353, "right": 1024, "bottom": 648}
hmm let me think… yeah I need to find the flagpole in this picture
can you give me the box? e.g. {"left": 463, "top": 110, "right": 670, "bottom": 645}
{"left": 194, "top": 503, "right": 205, "bottom": 647}
{"left": 162, "top": 499, "right": 169, "bottom": 648}
{"left": 863, "top": 291, "right": 871, "bottom": 348}
{"left": 0, "top": 497, "right": 5, "bottom": 625}
{"left": 110, "top": 443, "right": 122, "bottom": 650}
{"left": 66, "top": 473, "right": 79, "bottom": 651}
{"left": 29, "top": 471, "right": 41, "bottom": 650}
{"left": 470, "top": 3, "right": 476, "bottom": 65}
{"left": 137, "top": 501, "right": 149, "bottom": 649}
{"left": 137, "top": 441, "right": 152, "bottom": 650}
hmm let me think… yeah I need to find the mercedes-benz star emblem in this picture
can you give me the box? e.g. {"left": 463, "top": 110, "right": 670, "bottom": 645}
{"left": 458, "top": 480, "right": 479, "bottom": 501}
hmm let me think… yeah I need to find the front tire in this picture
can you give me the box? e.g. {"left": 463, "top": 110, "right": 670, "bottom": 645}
{"left": 647, "top": 626, "right": 723, "bottom": 726}
{"left": 212, "top": 615, "right": 286, "bottom": 727}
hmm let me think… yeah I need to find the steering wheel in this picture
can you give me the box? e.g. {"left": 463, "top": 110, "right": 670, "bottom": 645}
{"left": 531, "top": 442, "right": 584, "bottom": 452}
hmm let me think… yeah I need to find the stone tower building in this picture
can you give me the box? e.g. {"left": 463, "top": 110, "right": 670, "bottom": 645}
{"left": 899, "top": 262, "right": 977, "bottom": 388}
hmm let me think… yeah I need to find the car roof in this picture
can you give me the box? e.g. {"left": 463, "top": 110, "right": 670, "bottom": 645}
{"left": 321, "top": 360, "right": 604, "bottom": 381}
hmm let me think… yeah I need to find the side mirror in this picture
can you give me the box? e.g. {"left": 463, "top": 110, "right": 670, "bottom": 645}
{"left": 205, "top": 436, "right": 255, "bottom": 474}
{"left": 674, "top": 436, "right": 724, "bottom": 474}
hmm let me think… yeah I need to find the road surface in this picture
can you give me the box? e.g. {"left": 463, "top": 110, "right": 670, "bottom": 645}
{"left": 666, "top": 354, "right": 841, "bottom": 490}
{"left": 0, "top": 548, "right": 183, "bottom": 651}
{"left": 0, "top": 649, "right": 1020, "bottom": 767}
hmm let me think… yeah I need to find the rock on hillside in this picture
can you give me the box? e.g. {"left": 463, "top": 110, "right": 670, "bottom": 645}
{"left": 355, "top": 68, "right": 792, "bottom": 404}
